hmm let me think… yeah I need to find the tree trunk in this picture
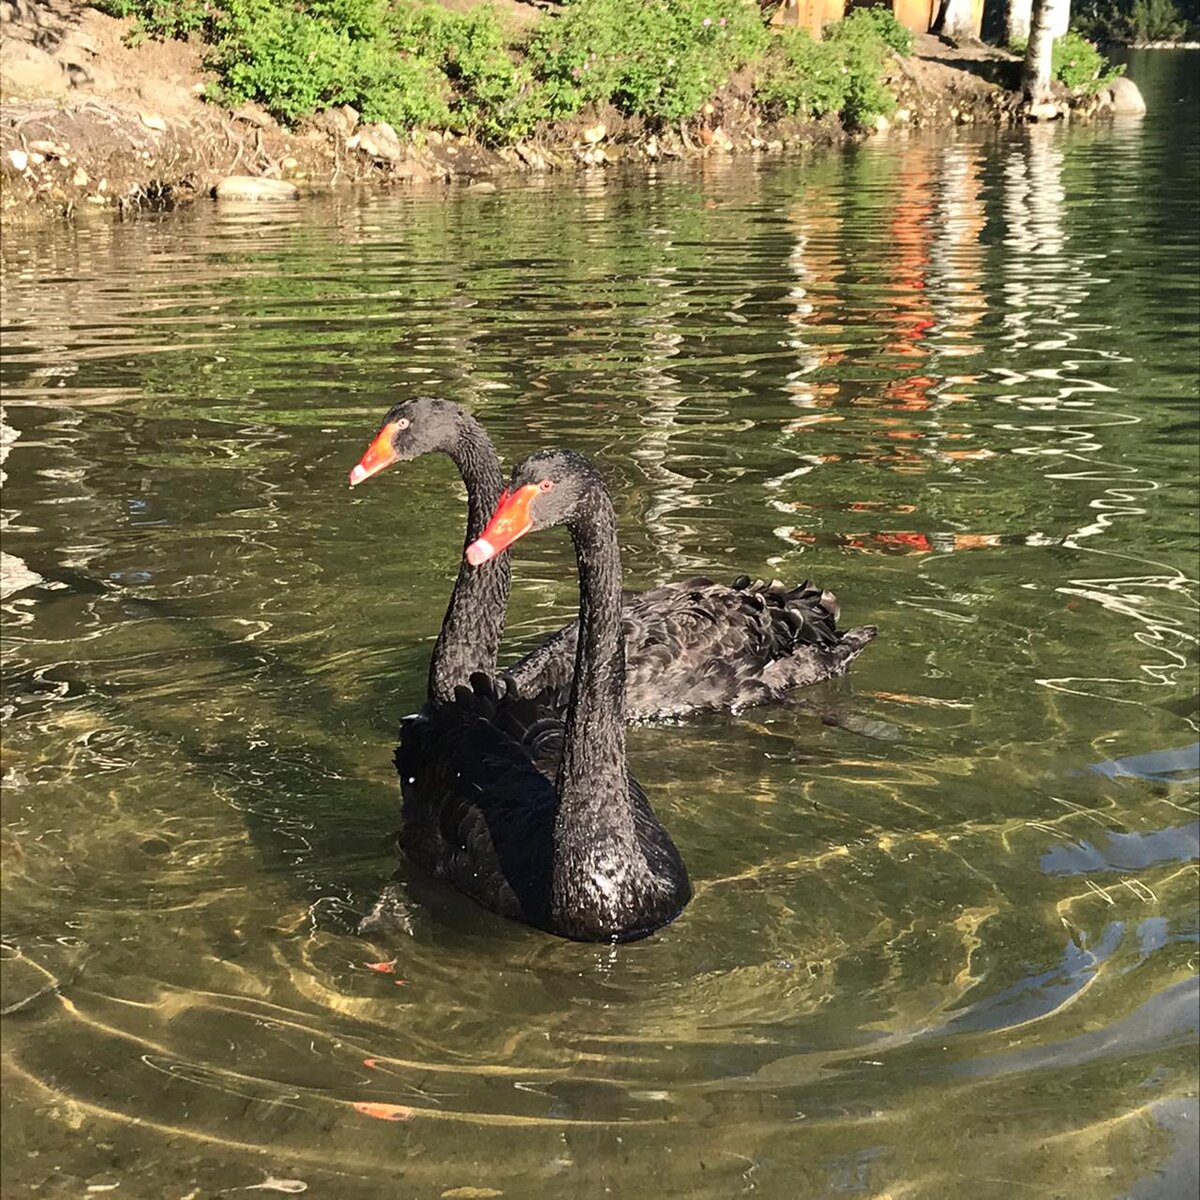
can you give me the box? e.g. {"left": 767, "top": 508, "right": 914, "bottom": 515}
{"left": 1021, "top": 0, "right": 1070, "bottom": 100}
{"left": 1006, "top": 0, "right": 1033, "bottom": 44}
{"left": 935, "top": 0, "right": 981, "bottom": 40}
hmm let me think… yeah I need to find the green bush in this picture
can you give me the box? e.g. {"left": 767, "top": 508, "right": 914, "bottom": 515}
{"left": 1073, "top": 0, "right": 1196, "bottom": 42}
{"left": 845, "top": 4, "right": 914, "bottom": 55}
{"left": 1130, "top": 0, "right": 1189, "bottom": 37}
{"left": 91, "top": 0, "right": 908, "bottom": 141}
{"left": 1013, "top": 30, "right": 1124, "bottom": 93}
{"left": 525, "top": 0, "right": 771, "bottom": 122}
{"left": 392, "top": 4, "right": 544, "bottom": 142}
{"left": 757, "top": 10, "right": 897, "bottom": 126}
{"left": 95, "top": 0, "right": 210, "bottom": 40}
{"left": 203, "top": 0, "right": 450, "bottom": 128}
{"left": 826, "top": 10, "right": 898, "bottom": 123}
{"left": 756, "top": 29, "right": 847, "bottom": 118}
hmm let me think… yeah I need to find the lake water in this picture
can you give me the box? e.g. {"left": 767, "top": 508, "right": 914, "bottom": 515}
{"left": 2, "top": 50, "right": 1197, "bottom": 1200}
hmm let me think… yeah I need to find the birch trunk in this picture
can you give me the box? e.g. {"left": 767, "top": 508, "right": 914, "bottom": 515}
{"left": 1006, "top": 0, "right": 1033, "bottom": 44}
{"left": 1021, "top": 0, "right": 1070, "bottom": 101}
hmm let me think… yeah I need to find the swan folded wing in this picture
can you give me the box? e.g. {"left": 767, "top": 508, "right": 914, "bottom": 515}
{"left": 395, "top": 677, "right": 565, "bottom": 927}
{"left": 617, "top": 578, "right": 840, "bottom": 718}
{"left": 503, "top": 587, "right": 644, "bottom": 698}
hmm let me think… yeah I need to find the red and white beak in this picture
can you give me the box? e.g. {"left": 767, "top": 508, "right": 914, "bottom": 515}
{"left": 465, "top": 485, "right": 540, "bottom": 565}
{"left": 349, "top": 423, "right": 400, "bottom": 487}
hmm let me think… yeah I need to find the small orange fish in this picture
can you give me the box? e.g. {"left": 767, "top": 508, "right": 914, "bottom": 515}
{"left": 353, "top": 1101, "right": 414, "bottom": 1122}
{"left": 364, "top": 960, "right": 396, "bottom": 974}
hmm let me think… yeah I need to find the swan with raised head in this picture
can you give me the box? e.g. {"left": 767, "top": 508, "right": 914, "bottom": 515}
{"left": 395, "top": 450, "right": 691, "bottom": 942}
{"left": 350, "top": 398, "right": 876, "bottom": 718}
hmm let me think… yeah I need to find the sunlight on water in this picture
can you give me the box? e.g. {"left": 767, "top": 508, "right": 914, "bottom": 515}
{"left": 1, "top": 51, "right": 1197, "bottom": 1200}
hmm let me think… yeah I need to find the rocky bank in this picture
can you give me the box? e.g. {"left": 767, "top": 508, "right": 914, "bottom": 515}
{"left": 0, "top": 0, "right": 1145, "bottom": 223}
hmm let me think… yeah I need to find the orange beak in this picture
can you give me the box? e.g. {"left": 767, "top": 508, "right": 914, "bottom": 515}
{"left": 349, "top": 423, "right": 400, "bottom": 487}
{"left": 465, "top": 485, "right": 540, "bottom": 566}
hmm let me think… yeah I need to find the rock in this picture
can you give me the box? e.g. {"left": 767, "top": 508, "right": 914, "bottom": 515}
{"left": 466, "top": 180, "right": 497, "bottom": 194}
{"left": 71, "top": 167, "right": 88, "bottom": 187}
{"left": 312, "top": 107, "right": 356, "bottom": 137}
{"left": 1027, "top": 100, "right": 1062, "bottom": 121}
{"left": 872, "top": 114, "right": 891, "bottom": 133}
{"left": 1106, "top": 75, "right": 1146, "bottom": 116}
{"left": 27, "top": 139, "right": 67, "bottom": 159}
{"left": 231, "top": 103, "right": 274, "bottom": 130}
{"left": 349, "top": 121, "right": 402, "bottom": 162}
{"left": 0, "top": 40, "right": 67, "bottom": 97}
{"left": 709, "top": 126, "right": 733, "bottom": 151}
{"left": 82, "top": 63, "right": 116, "bottom": 93}
{"left": 391, "top": 159, "right": 432, "bottom": 183}
{"left": 139, "top": 112, "right": 168, "bottom": 133}
{"left": 213, "top": 176, "right": 300, "bottom": 201}
{"left": 894, "top": 107, "right": 911, "bottom": 124}
{"left": 58, "top": 29, "right": 101, "bottom": 59}
{"left": 581, "top": 121, "right": 607, "bottom": 145}
{"left": 513, "top": 142, "right": 548, "bottom": 171}
{"left": 5, "top": 148, "right": 28, "bottom": 172}
{"left": 279, "top": 155, "right": 300, "bottom": 177}
{"left": 137, "top": 80, "right": 193, "bottom": 112}
{"left": 644, "top": 135, "right": 659, "bottom": 160}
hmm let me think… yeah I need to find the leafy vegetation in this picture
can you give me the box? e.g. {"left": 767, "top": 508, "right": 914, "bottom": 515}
{"left": 756, "top": 9, "right": 901, "bottom": 126}
{"left": 525, "top": 0, "right": 770, "bottom": 122}
{"left": 1011, "top": 30, "right": 1125, "bottom": 93}
{"left": 94, "top": 0, "right": 909, "bottom": 140}
{"left": 1073, "top": 0, "right": 1199, "bottom": 42}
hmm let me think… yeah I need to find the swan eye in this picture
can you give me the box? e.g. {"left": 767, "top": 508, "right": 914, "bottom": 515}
{"left": 395, "top": 418, "right": 410, "bottom": 431}
{"left": 539, "top": 479, "right": 554, "bottom": 492}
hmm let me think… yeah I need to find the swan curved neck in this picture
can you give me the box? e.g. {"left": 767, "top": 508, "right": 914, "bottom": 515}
{"left": 428, "top": 419, "right": 510, "bottom": 704}
{"left": 553, "top": 488, "right": 638, "bottom": 909}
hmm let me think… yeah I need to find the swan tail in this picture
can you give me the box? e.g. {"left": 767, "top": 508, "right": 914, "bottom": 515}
{"left": 757, "top": 623, "right": 878, "bottom": 695}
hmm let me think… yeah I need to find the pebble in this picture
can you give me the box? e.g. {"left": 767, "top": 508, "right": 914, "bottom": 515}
{"left": 6, "top": 148, "right": 28, "bottom": 172}
{"left": 139, "top": 112, "right": 168, "bottom": 133}
{"left": 213, "top": 175, "right": 300, "bottom": 201}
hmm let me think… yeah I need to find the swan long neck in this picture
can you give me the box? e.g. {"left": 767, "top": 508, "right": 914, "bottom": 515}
{"left": 553, "top": 487, "right": 638, "bottom": 905}
{"left": 428, "top": 419, "right": 510, "bottom": 704}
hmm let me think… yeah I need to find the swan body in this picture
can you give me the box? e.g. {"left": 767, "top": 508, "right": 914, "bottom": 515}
{"left": 350, "top": 398, "right": 876, "bottom": 718}
{"left": 390, "top": 451, "right": 691, "bottom": 942}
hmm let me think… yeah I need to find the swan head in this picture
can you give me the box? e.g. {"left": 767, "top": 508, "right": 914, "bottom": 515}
{"left": 349, "top": 397, "right": 474, "bottom": 487}
{"left": 465, "top": 450, "right": 601, "bottom": 566}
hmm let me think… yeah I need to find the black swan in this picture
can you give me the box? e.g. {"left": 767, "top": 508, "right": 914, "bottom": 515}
{"left": 396, "top": 450, "right": 691, "bottom": 942}
{"left": 350, "top": 398, "right": 877, "bottom": 718}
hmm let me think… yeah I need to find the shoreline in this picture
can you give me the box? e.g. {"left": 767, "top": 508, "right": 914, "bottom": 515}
{"left": 0, "top": 6, "right": 1143, "bottom": 227}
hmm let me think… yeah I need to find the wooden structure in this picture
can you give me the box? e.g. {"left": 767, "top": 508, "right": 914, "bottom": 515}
{"left": 766, "top": 0, "right": 984, "bottom": 39}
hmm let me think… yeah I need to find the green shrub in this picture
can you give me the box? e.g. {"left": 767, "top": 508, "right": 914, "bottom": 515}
{"left": 844, "top": 4, "right": 914, "bottom": 55}
{"left": 525, "top": 0, "right": 771, "bottom": 122}
{"left": 391, "top": 4, "right": 544, "bottom": 142}
{"left": 1013, "top": 30, "right": 1124, "bottom": 93}
{"left": 826, "top": 10, "right": 898, "bottom": 123}
{"left": 203, "top": 0, "right": 447, "bottom": 128}
{"left": 757, "top": 10, "right": 897, "bottom": 126}
{"left": 1130, "top": 0, "right": 1189, "bottom": 37}
{"left": 94, "top": 0, "right": 210, "bottom": 40}
{"left": 756, "top": 28, "right": 847, "bottom": 118}
{"left": 1073, "top": 0, "right": 1195, "bottom": 42}
{"left": 90, "top": 0, "right": 909, "bottom": 141}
